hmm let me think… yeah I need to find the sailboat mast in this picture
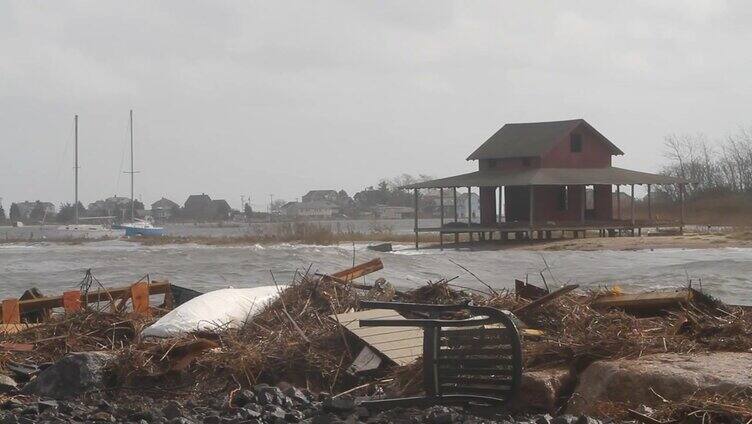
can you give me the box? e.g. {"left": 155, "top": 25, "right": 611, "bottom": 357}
{"left": 74, "top": 115, "right": 79, "bottom": 225}
{"left": 130, "top": 109, "right": 134, "bottom": 222}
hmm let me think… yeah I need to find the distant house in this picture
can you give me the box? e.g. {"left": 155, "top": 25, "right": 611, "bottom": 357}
{"left": 298, "top": 201, "right": 340, "bottom": 218}
{"left": 281, "top": 201, "right": 340, "bottom": 218}
{"left": 279, "top": 201, "right": 301, "bottom": 217}
{"left": 183, "top": 194, "right": 213, "bottom": 221}
{"left": 210, "top": 199, "right": 232, "bottom": 220}
{"left": 373, "top": 205, "right": 414, "bottom": 219}
{"left": 151, "top": 197, "right": 179, "bottom": 221}
{"left": 456, "top": 193, "right": 480, "bottom": 221}
{"left": 302, "top": 190, "right": 339, "bottom": 203}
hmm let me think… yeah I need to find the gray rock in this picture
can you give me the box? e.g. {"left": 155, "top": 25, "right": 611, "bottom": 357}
{"left": 551, "top": 415, "right": 577, "bottom": 424}
{"left": 0, "top": 413, "right": 18, "bottom": 424}
{"left": 575, "top": 416, "right": 600, "bottom": 424}
{"left": 535, "top": 414, "right": 553, "bottom": 424}
{"left": 284, "top": 387, "right": 310, "bottom": 405}
{"left": 21, "top": 352, "right": 115, "bottom": 399}
{"left": 35, "top": 400, "right": 58, "bottom": 412}
{"left": 233, "top": 390, "right": 256, "bottom": 407}
{"left": 163, "top": 400, "right": 184, "bottom": 420}
{"left": 0, "top": 375, "right": 17, "bottom": 394}
{"left": 89, "top": 411, "right": 115, "bottom": 422}
{"left": 322, "top": 396, "right": 354, "bottom": 413}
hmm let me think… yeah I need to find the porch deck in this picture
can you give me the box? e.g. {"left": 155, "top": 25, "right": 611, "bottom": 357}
{"left": 417, "top": 219, "right": 682, "bottom": 249}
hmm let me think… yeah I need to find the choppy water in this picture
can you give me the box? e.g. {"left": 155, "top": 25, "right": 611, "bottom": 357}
{"left": 1, "top": 240, "right": 750, "bottom": 305}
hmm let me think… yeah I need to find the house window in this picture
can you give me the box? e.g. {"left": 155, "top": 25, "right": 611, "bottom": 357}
{"left": 522, "top": 158, "right": 531, "bottom": 167}
{"left": 570, "top": 134, "right": 582, "bottom": 153}
{"left": 558, "top": 186, "right": 569, "bottom": 211}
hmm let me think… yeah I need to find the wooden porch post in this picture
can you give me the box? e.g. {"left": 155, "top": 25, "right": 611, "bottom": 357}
{"left": 439, "top": 188, "right": 444, "bottom": 250}
{"left": 413, "top": 188, "right": 419, "bottom": 250}
{"left": 498, "top": 186, "right": 503, "bottom": 223}
{"left": 616, "top": 185, "right": 621, "bottom": 220}
{"left": 529, "top": 185, "right": 535, "bottom": 239}
{"left": 467, "top": 187, "right": 472, "bottom": 226}
{"left": 679, "top": 183, "right": 685, "bottom": 234}
{"left": 581, "top": 185, "right": 586, "bottom": 223}
{"left": 453, "top": 187, "right": 459, "bottom": 246}
{"left": 630, "top": 184, "right": 635, "bottom": 225}
{"left": 647, "top": 184, "right": 652, "bottom": 221}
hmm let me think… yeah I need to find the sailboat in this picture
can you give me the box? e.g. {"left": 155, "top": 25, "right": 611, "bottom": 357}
{"left": 58, "top": 115, "right": 113, "bottom": 234}
{"left": 120, "top": 110, "right": 165, "bottom": 237}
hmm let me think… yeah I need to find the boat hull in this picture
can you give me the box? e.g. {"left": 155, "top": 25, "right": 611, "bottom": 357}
{"left": 124, "top": 226, "right": 164, "bottom": 237}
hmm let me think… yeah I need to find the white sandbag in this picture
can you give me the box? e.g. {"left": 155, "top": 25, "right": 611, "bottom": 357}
{"left": 142, "top": 285, "right": 287, "bottom": 338}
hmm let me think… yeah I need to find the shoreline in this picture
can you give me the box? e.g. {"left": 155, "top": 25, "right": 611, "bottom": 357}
{"left": 2, "top": 232, "right": 752, "bottom": 251}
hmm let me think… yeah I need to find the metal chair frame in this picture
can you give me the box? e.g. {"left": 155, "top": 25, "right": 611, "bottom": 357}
{"left": 357, "top": 300, "right": 523, "bottom": 408}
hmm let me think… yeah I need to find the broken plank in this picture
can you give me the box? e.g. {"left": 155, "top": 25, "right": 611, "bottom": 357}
{"left": 1, "top": 299, "right": 20, "bottom": 324}
{"left": 0, "top": 281, "right": 171, "bottom": 318}
{"left": 592, "top": 289, "right": 693, "bottom": 312}
{"left": 513, "top": 284, "right": 579, "bottom": 314}
{"left": 331, "top": 258, "right": 383, "bottom": 281}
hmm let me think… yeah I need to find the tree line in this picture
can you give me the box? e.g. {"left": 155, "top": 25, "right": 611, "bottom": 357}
{"left": 659, "top": 127, "right": 752, "bottom": 200}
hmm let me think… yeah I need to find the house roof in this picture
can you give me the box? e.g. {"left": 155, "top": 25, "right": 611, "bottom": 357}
{"left": 152, "top": 197, "right": 178, "bottom": 208}
{"left": 466, "top": 119, "right": 624, "bottom": 160}
{"left": 402, "top": 167, "right": 686, "bottom": 189}
{"left": 298, "top": 201, "right": 339, "bottom": 209}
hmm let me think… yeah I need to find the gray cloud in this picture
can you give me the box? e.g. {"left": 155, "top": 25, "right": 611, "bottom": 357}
{"left": 1, "top": 0, "right": 751, "bottom": 210}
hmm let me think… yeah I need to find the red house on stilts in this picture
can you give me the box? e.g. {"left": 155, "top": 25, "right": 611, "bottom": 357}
{"left": 403, "top": 119, "right": 688, "bottom": 249}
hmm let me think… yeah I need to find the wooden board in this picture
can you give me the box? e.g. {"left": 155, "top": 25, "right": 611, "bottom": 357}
{"left": 331, "top": 308, "right": 422, "bottom": 366}
{"left": 0, "top": 323, "right": 39, "bottom": 334}
{"left": 0, "top": 280, "right": 170, "bottom": 321}
{"left": 130, "top": 282, "right": 151, "bottom": 316}
{"left": 331, "top": 258, "right": 383, "bottom": 282}
{"left": 592, "top": 289, "right": 692, "bottom": 311}
{"left": 1, "top": 299, "right": 20, "bottom": 324}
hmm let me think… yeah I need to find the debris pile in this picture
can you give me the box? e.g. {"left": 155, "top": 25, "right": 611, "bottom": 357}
{"left": 0, "top": 262, "right": 751, "bottom": 424}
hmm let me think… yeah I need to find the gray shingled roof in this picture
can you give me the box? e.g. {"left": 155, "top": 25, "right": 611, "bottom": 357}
{"left": 402, "top": 167, "right": 686, "bottom": 189}
{"left": 466, "top": 119, "right": 624, "bottom": 160}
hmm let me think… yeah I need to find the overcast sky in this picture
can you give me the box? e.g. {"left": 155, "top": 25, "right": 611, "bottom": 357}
{"left": 2, "top": 0, "right": 751, "bottom": 210}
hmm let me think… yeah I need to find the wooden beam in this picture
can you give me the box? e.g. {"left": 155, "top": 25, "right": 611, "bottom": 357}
{"left": 581, "top": 185, "right": 586, "bottom": 223}
{"left": 513, "top": 284, "right": 579, "bottom": 314}
{"left": 62, "top": 290, "right": 82, "bottom": 312}
{"left": 529, "top": 185, "right": 535, "bottom": 230}
{"left": 331, "top": 258, "right": 384, "bottom": 282}
{"left": 453, "top": 187, "right": 459, "bottom": 246}
{"left": 498, "top": 186, "right": 503, "bottom": 224}
{"left": 630, "top": 184, "right": 635, "bottom": 226}
{"left": 592, "top": 289, "right": 692, "bottom": 312}
{"left": 1, "top": 299, "right": 20, "bottom": 324}
{"left": 616, "top": 185, "right": 621, "bottom": 220}
{"left": 0, "top": 281, "right": 171, "bottom": 319}
{"left": 439, "top": 188, "right": 444, "bottom": 228}
{"left": 467, "top": 187, "right": 472, "bottom": 225}
{"left": 130, "top": 281, "right": 151, "bottom": 316}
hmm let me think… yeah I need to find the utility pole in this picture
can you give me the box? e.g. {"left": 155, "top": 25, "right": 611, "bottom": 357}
{"left": 74, "top": 115, "right": 79, "bottom": 225}
{"left": 129, "top": 110, "right": 134, "bottom": 221}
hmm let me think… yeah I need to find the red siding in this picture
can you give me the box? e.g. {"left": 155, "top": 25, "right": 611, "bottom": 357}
{"left": 503, "top": 185, "right": 614, "bottom": 223}
{"left": 540, "top": 125, "right": 612, "bottom": 168}
{"left": 479, "top": 187, "right": 496, "bottom": 225}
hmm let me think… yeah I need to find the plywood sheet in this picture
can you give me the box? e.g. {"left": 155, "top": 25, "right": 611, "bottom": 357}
{"left": 331, "top": 309, "right": 422, "bottom": 366}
